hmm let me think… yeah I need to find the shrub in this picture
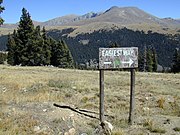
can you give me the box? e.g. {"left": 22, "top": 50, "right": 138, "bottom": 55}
{"left": 0, "top": 52, "right": 7, "bottom": 64}
{"left": 173, "top": 127, "right": 180, "bottom": 132}
{"left": 157, "top": 97, "right": 165, "bottom": 109}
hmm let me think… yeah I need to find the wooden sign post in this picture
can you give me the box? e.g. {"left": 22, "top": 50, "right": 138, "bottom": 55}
{"left": 99, "top": 69, "right": 105, "bottom": 122}
{"left": 99, "top": 47, "right": 138, "bottom": 125}
{"left": 129, "top": 68, "right": 135, "bottom": 125}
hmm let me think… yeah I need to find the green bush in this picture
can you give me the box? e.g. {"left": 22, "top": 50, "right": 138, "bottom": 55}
{"left": 173, "top": 127, "right": 180, "bottom": 132}
{"left": 0, "top": 52, "right": 7, "bottom": 64}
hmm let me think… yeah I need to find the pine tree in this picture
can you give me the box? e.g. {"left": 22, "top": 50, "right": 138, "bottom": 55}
{"left": 143, "top": 45, "right": 147, "bottom": 72}
{"left": 27, "top": 25, "right": 44, "bottom": 66}
{"left": 50, "top": 38, "right": 58, "bottom": 66}
{"left": 50, "top": 40, "right": 74, "bottom": 68}
{"left": 61, "top": 40, "right": 74, "bottom": 68}
{"left": 146, "top": 49, "right": 153, "bottom": 72}
{"left": 6, "top": 8, "right": 74, "bottom": 67}
{"left": 0, "top": 0, "right": 5, "bottom": 25}
{"left": 138, "top": 53, "right": 144, "bottom": 71}
{"left": 140, "top": 46, "right": 155, "bottom": 72}
{"left": 152, "top": 48, "right": 158, "bottom": 72}
{"left": 171, "top": 48, "right": 180, "bottom": 73}
{"left": 7, "top": 33, "right": 16, "bottom": 65}
{"left": 16, "top": 8, "right": 35, "bottom": 65}
{"left": 42, "top": 27, "right": 51, "bottom": 65}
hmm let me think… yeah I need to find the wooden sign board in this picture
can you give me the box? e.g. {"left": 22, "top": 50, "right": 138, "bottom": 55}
{"left": 99, "top": 47, "right": 138, "bottom": 69}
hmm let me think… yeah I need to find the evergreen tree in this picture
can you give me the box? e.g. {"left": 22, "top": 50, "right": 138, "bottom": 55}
{"left": 27, "top": 25, "right": 44, "bottom": 66}
{"left": 140, "top": 46, "right": 155, "bottom": 72}
{"left": 51, "top": 40, "right": 74, "bottom": 68}
{"left": 7, "top": 33, "right": 16, "bottom": 65}
{"left": 152, "top": 48, "right": 158, "bottom": 72}
{"left": 50, "top": 38, "right": 58, "bottom": 66}
{"left": 61, "top": 40, "right": 74, "bottom": 68}
{"left": 42, "top": 27, "right": 51, "bottom": 65}
{"left": 138, "top": 53, "right": 144, "bottom": 71}
{"left": 0, "top": 0, "right": 5, "bottom": 25}
{"left": 146, "top": 49, "right": 153, "bottom": 72}
{"left": 171, "top": 48, "right": 180, "bottom": 73}
{"left": 143, "top": 45, "right": 147, "bottom": 72}
{"left": 16, "top": 8, "right": 35, "bottom": 65}
{"left": 6, "top": 8, "right": 73, "bottom": 68}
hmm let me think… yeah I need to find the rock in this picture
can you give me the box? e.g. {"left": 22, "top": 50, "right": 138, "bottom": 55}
{"left": 80, "top": 133, "right": 88, "bottom": 135}
{"left": 64, "top": 128, "right": 76, "bottom": 135}
{"left": 102, "top": 121, "right": 113, "bottom": 135}
{"left": 72, "top": 86, "right": 76, "bottom": 90}
{"left": 93, "top": 126, "right": 103, "bottom": 135}
{"left": 145, "top": 97, "right": 149, "bottom": 100}
{"left": 43, "top": 109, "right": 47, "bottom": 112}
{"left": 94, "top": 121, "right": 113, "bottom": 135}
{"left": 34, "top": 126, "right": 40, "bottom": 132}
{"left": 104, "top": 121, "right": 113, "bottom": 132}
{"left": 2, "top": 87, "right": 7, "bottom": 92}
{"left": 69, "top": 112, "right": 74, "bottom": 117}
{"left": 12, "top": 108, "right": 15, "bottom": 112}
{"left": 143, "top": 107, "right": 150, "bottom": 112}
{"left": 69, "top": 128, "right": 76, "bottom": 135}
{"left": 167, "top": 96, "right": 175, "bottom": 103}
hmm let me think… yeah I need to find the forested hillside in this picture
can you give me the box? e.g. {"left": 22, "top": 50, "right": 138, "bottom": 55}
{"left": 0, "top": 27, "right": 180, "bottom": 68}
{"left": 47, "top": 28, "right": 180, "bottom": 67}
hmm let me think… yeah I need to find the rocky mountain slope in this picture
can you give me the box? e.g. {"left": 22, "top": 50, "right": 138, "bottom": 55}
{"left": 41, "top": 14, "right": 78, "bottom": 26}
{"left": 1, "top": 6, "right": 180, "bottom": 36}
{"left": 40, "top": 6, "right": 180, "bottom": 28}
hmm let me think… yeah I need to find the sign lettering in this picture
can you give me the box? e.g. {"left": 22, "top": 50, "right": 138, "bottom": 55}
{"left": 99, "top": 47, "right": 138, "bottom": 69}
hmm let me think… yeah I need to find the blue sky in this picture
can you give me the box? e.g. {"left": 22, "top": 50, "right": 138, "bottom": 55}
{"left": 1, "top": 0, "right": 180, "bottom": 23}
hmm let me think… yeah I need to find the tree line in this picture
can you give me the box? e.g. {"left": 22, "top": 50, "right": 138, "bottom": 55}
{"left": 171, "top": 48, "right": 180, "bottom": 73}
{"left": 109, "top": 43, "right": 158, "bottom": 72}
{"left": 7, "top": 8, "right": 74, "bottom": 68}
{"left": 138, "top": 46, "right": 158, "bottom": 72}
{"left": 58, "top": 28, "right": 179, "bottom": 68}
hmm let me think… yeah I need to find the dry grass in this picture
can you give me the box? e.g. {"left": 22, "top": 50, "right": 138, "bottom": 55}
{"left": 0, "top": 112, "right": 38, "bottom": 134}
{"left": 0, "top": 65, "right": 180, "bottom": 134}
{"left": 157, "top": 97, "right": 165, "bottom": 109}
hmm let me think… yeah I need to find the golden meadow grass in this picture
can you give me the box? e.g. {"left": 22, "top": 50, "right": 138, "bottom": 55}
{"left": 0, "top": 65, "right": 180, "bottom": 134}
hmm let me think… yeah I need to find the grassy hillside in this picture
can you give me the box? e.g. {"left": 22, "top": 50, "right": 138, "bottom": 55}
{"left": 0, "top": 65, "right": 180, "bottom": 134}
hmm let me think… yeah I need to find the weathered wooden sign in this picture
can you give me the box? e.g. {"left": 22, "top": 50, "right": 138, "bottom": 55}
{"left": 98, "top": 47, "right": 138, "bottom": 126}
{"left": 99, "top": 47, "right": 138, "bottom": 69}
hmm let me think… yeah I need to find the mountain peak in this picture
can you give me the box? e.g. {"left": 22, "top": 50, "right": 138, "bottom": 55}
{"left": 106, "top": 6, "right": 140, "bottom": 11}
{"left": 105, "top": 6, "right": 119, "bottom": 13}
{"left": 110, "top": 6, "right": 119, "bottom": 10}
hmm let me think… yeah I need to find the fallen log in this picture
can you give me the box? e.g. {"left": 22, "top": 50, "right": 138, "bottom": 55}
{"left": 53, "top": 103, "right": 99, "bottom": 120}
{"left": 53, "top": 103, "right": 114, "bottom": 120}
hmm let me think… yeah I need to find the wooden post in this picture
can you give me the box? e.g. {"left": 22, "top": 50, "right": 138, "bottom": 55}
{"left": 99, "top": 69, "right": 105, "bottom": 123}
{"left": 129, "top": 68, "right": 135, "bottom": 125}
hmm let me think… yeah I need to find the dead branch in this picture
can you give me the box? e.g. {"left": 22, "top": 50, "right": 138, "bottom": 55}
{"left": 53, "top": 103, "right": 99, "bottom": 120}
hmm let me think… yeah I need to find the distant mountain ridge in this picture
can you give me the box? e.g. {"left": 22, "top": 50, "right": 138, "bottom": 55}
{"left": 42, "top": 14, "right": 78, "bottom": 26}
{"left": 1, "top": 6, "right": 180, "bottom": 36}
{"left": 40, "top": 6, "right": 180, "bottom": 28}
